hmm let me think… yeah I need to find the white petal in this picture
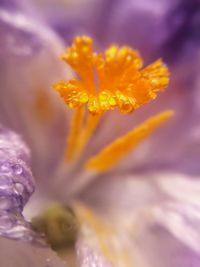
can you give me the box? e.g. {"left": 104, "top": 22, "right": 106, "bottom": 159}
{"left": 78, "top": 173, "right": 200, "bottom": 267}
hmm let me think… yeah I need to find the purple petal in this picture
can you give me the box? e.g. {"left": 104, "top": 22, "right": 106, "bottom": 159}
{"left": 102, "top": 0, "right": 200, "bottom": 62}
{"left": 0, "top": 124, "right": 39, "bottom": 241}
{"left": 0, "top": 0, "right": 31, "bottom": 12}
{"left": 31, "top": 0, "right": 200, "bottom": 62}
{"left": 134, "top": 218, "right": 200, "bottom": 267}
{"left": 0, "top": 124, "right": 67, "bottom": 266}
{"left": 0, "top": 124, "right": 34, "bottom": 213}
{"left": 0, "top": 7, "right": 71, "bottom": 183}
{"left": 30, "top": 0, "right": 100, "bottom": 43}
{"left": 91, "top": 0, "right": 177, "bottom": 58}
{"left": 159, "top": 0, "right": 200, "bottom": 61}
{"left": 79, "top": 174, "right": 200, "bottom": 267}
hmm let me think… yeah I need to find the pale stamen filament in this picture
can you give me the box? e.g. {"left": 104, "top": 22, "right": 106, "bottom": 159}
{"left": 66, "top": 107, "right": 84, "bottom": 161}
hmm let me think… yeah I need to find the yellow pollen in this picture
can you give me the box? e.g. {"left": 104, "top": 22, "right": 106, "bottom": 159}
{"left": 53, "top": 36, "right": 169, "bottom": 115}
{"left": 53, "top": 36, "right": 172, "bottom": 165}
{"left": 85, "top": 111, "right": 174, "bottom": 171}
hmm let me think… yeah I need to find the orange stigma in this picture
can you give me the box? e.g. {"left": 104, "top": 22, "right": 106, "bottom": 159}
{"left": 53, "top": 36, "right": 172, "bottom": 170}
{"left": 53, "top": 36, "right": 169, "bottom": 115}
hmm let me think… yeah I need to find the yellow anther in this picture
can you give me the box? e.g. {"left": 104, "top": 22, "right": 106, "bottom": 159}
{"left": 86, "top": 110, "right": 174, "bottom": 172}
{"left": 53, "top": 36, "right": 169, "bottom": 115}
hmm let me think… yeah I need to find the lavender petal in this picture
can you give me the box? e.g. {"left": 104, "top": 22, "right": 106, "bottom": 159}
{"left": 0, "top": 124, "right": 41, "bottom": 242}
{"left": 79, "top": 173, "right": 200, "bottom": 267}
{"left": 0, "top": 124, "right": 67, "bottom": 266}
{"left": 0, "top": 7, "right": 71, "bottom": 185}
{"left": 0, "top": 124, "right": 35, "bottom": 213}
{"left": 31, "top": 0, "right": 200, "bottom": 61}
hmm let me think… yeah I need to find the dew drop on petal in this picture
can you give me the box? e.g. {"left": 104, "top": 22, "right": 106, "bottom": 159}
{"left": 0, "top": 214, "right": 15, "bottom": 230}
{"left": 12, "top": 164, "right": 23, "bottom": 175}
{"left": 14, "top": 183, "right": 24, "bottom": 195}
{"left": 0, "top": 175, "right": 12, "bottom": 189}
{"left": 0, "top": 162, "right": 12, "bottom": 173}
{"left": 0, "top": 197, "right": 12, "bottom": 210}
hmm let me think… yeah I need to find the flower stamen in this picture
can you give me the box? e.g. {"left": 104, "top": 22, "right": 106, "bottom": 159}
{"left": 66, "top": 107, "right": 84, "bottom": 161}
{"left": 86, "top": 111, "right": 174, "bottom": 171}
{"left": 53, "top": 36, "right": 171, "bottom": 166}
{"left": 75, "top": 113, "right": 101, "bottom": 159}
{"left": 67, "top": 109, "right": 101, "bottom": 161}
{"left": 53, "top": 36, "right": 169, "bottom": 115}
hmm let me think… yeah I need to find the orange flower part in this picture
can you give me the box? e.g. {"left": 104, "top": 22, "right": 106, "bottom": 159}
{"left": 53, "top": 36, "right": 169, "bottom": 115}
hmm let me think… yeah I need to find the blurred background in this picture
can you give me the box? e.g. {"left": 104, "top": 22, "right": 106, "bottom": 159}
{"left": 32, "top": 0, "right": 200, "bottom": 62}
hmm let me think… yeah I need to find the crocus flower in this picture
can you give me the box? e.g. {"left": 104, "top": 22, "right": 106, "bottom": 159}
{"left": 1, "top": 0, "right": 200, "bottom": 267}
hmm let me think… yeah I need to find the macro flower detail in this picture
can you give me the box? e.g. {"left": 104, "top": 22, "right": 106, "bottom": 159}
{"left": 1, "top": 1, "right": 200, "bottom": 266}
{"left": 53, "top": 36, "right": 172, "bottom": 169}
{"left": 54, "top": 36, "right": 169, "bottom": 115}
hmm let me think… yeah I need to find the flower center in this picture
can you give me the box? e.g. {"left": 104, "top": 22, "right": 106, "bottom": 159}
{"left": 53, "top": 36, "right": 173, "bottom": 171}
{"left": 54, "top": 36, "right": 169, "bottom": 115}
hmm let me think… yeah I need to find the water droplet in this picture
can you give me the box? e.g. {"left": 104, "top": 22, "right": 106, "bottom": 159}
{"left": 14, "top": 183, "right": 24, "bottom": 195}
{"left": 0, "top": 214, "right": 15, "bottom": 230}
{"left": 13, "top": 164, "right": 23, "bottom": 175}
{"left": 9, "top": 225, "right": 32, "bottom": 240}
{"left": 0, "top": 197, "right": 12, "bottom": 210}
{"left": 1, "top": 162, "right": 11, "bottom": 173}
{"left": 21, "top": 233, "right": 33, "bottom": 242}
{"left": 0, "top": 175, "right": 12, "bottom": 188}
